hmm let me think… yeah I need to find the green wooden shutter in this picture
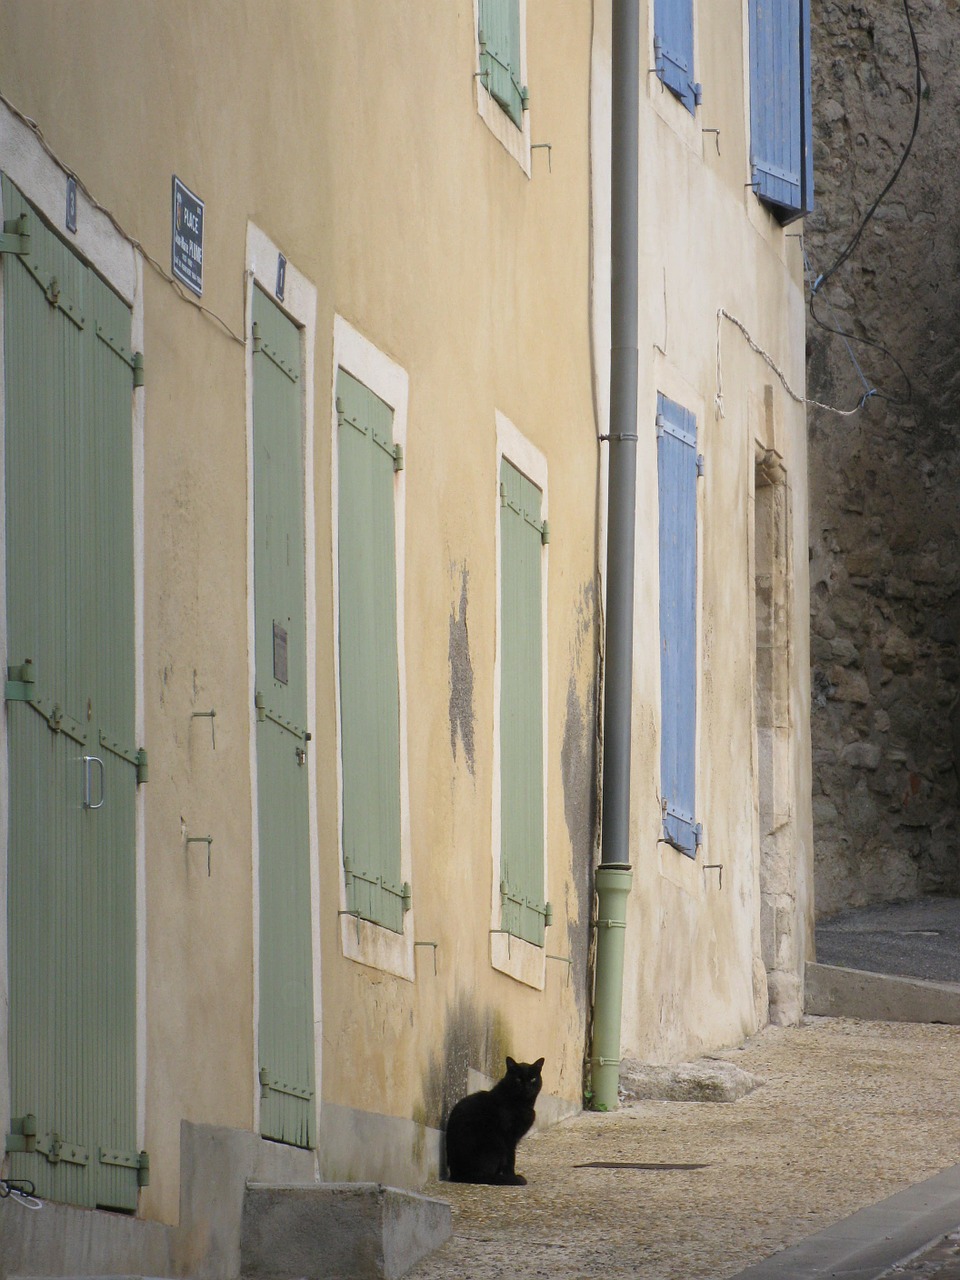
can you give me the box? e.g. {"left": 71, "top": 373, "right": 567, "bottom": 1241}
{"left": 479, "top": 0, "right": 525, "bottom": 128}
{"left": 253, "top": 288, "right": 315, "bottom": 1148}
{"left": 499, "top": 458, "right": 546, "bottom": 946}
{"left": 3, "top": 174, "right": 139, "bottom": 1210}
{"left": 336, "top": 369, "right": 405, "bottom": 934}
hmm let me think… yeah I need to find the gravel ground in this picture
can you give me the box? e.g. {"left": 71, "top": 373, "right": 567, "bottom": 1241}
{"left": 408, "top": 1017, "right": 960, "bottom": 1280}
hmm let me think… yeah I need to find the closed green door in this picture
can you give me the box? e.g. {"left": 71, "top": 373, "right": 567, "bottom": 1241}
{"left": 253, "top": 288, "right": 315, "bottom": 1147}
{"left": 3, "top": 175, "right": 140, "bottom": 1209}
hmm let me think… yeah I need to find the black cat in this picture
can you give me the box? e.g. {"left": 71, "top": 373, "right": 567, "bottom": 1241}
{"left": 445, "top": 1056, "right": 544, "bottom": 1185}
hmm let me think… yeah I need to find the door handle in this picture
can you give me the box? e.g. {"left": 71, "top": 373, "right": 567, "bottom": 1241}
{"left": 82, "top": 755, "right": 105, "bottom": 810}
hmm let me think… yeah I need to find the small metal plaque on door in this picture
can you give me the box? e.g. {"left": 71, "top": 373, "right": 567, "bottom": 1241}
{"left": 273, "top": 623, "right": 288, "bottom": 685}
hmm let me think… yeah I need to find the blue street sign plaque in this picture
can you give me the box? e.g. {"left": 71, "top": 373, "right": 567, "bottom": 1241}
{"left": 65, "top": 176, "right": 78, "bottom": 233}
{"left": 172, "top": 176, "right": 204, "bottom": 296}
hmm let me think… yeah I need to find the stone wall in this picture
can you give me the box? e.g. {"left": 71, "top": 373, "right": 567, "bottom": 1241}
{"left": 806, "top": 0, "right": 960, "bottom": 917}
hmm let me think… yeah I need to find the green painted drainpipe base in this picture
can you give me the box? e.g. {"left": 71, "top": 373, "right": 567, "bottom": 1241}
{"left": 590, "top": 863, "right": 633, "bottom": 1112}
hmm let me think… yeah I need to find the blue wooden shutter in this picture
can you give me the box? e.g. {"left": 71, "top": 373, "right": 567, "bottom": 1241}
{"left": 749, "top": 0, "right": 814, "bottom": 220}
{"left": 655, "top": 0, "right": 699, "bottom": 115}
{"left": 479, "top": 0, "right": 525, "bottom": 128}
{"left": 657, "top": 394, "right": 700, "bottom": 858}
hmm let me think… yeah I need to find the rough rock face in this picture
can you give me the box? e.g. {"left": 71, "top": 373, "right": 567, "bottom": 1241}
{"left": 806, "top": 0, "right": 960, "bottom": 917}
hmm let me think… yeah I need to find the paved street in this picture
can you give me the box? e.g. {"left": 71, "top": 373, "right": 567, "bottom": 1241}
{"left": 885, "top": 1229, "right": 960, "bottom": 1279}
{"left": 409, "top": 901, "right": 960, "bottom": 1279}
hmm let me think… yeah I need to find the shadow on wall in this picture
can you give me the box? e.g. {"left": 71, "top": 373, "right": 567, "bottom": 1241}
{"left": 422, "top": 997, "right": 512, "bottom": 1133}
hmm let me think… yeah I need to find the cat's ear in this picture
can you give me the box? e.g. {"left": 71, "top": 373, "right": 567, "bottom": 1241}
{"left": 506, "top": 1056, "right": 517, "bottom": 1070}
{"left": 533, "top": 1057, "right": 544, "bottom": 1071}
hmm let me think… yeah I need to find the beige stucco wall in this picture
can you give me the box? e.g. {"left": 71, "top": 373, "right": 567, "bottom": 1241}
{"left": 0, "top": 0, "right": 814, "bottom": 1234}
{"left": 590, "top": 1, "right": 815, "bottom": 1064}
{"left": 0, "top": 0, "right": 599, "bottom": 1225}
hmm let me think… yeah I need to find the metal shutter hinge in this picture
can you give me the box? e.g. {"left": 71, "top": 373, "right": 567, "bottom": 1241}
{"left": 5, "top": 658, "right": 36, "bottom": 701}
{"left": 6, "top": 1113, "right": 37, "bottom": 1153}
{"left": 36, "top": 1131, "right": 89, "bottom": 1166}
{"left": 259, "top": 1067, "right": 314, "bottom": 1102}
{"left": 0, "top": 214, "right": 30, "bottom": 256}
{"left": 99, "top": 1146, "right": 150, "bottom": 1186}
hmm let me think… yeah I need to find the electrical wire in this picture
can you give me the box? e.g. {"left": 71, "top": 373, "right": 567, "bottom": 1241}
{"left": 0, "top": 1177, "right": 42, "bottom": 1209}
{"left": 812, "top": 0, "right": 922, "bottom": 295}
{"left": 809, "top": 285, "right": 913, "bottom": 405}
{"left": 807, "top": 0, "right": 921, "bottom": 407}
{"left": 716, "top": 308, "right": 867, "bottom": 419}
{"left": 0, "top": 86, "right": 245, "bottom": 347}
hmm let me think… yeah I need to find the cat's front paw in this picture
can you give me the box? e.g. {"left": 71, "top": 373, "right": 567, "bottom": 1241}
{"left": 509, "top": 1173, "right": 527, "bottom": 1186}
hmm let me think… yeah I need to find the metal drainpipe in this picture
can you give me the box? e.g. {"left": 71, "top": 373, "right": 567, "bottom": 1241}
{"left": 590, "top": 0, "right": 639, "bottom": 1112}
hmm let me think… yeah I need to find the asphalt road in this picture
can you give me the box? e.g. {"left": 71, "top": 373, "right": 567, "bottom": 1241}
{"left": 815, "top": 896, "right": 960, "bottom": 985}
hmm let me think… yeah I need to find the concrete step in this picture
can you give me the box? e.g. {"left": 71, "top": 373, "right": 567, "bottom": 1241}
{"left": 240, "top": 1181, "right": 452, "bottom": 1280}
{"left": 806, "top": 960, "right": 960, "bottom": 1024}
{"left": 0, "top": 1194, "right": 175, "bottom": 1280}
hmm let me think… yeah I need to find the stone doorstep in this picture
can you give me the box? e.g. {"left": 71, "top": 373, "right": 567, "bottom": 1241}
{"left": 619, "top": 1056, "right": 764, "bottom": 1103}
{"left": 240, "top": 1181, "right": 452, "bottom": 1280}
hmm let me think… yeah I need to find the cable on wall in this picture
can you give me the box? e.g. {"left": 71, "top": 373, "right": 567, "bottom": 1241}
{"left": 0, "top": 86, "right": 245, "bottom": 347}
{"left": 806, "top": 249, "right": 913, "bottom": 407}
{"left": 715, "top": 308, "right": 868, "bottom": 420}
{"left": 811, "top": 0, "right": 922, "bottom": 297}
{"left": 807, "top": 0, "right": 921, "bottom": 407}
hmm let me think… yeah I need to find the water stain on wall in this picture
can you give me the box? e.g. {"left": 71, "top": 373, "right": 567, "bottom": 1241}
{"left": 448, "top": 561, "right": 476, "bottom": 776}
{"left": 560, "top": 579, "right": 599, "bottom": 1018}
{"left": 422, "top": 995, "right": 510, "bottom": 1132}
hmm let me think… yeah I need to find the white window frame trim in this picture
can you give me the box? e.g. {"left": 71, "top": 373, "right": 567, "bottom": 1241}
{"left": 491, "top": 411, "right": 549, "bottom": 989}
{"left": 331, "top": 316, "right": 414, "bottom": 982}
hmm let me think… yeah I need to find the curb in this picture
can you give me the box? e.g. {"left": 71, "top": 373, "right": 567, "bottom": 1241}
{"left": 726, "top": 1163, "right": 960, "bottom": 1279}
